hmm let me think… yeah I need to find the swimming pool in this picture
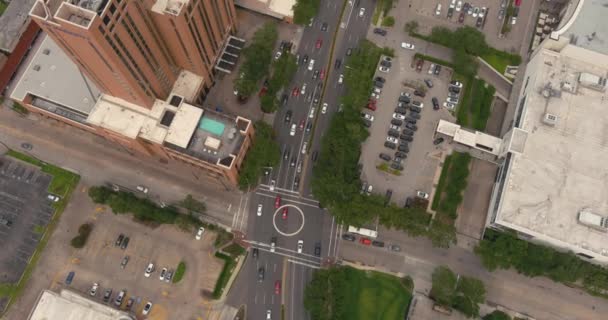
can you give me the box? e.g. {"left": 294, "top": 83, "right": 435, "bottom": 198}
{"left": 199, "top": 117, "right": 225, "bottom": 136}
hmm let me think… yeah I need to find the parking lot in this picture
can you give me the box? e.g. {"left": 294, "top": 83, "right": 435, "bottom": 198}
{"left": 59, "top": 206, "right": 224, "bottom": 319}
{"left": 359, "top": 47, "right": 456, "bottom": 207}
{"left": 0, "top": 156, "right": 54, "bottom": 310}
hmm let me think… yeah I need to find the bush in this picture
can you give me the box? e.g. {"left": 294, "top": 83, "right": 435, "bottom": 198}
{"left": 214, "top": 229, "right": 234, "bottom": 248}
{"left": 382, "top": 16, "right": 395, "bottom": 27}
{"left": 223, "top": 243, "right": 245, "bottom": 258}
{"left": 483, "top": 310, "right": 511, "bottom": 320}
{"left": 212, "top": 252, "right": 237, "bottom": 299}
{"left": 172, "top": 261, "right": 186, "bottom": 283}
{"left": 70, "top": 223, "right": 93, "bottom": 249}
{"left": 180, "top": 194, "right": 206, "bottom": 214}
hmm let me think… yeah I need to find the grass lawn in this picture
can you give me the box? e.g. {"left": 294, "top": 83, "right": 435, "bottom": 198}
{"left": 480, "top": 48, "right": 522, "bottom": 74}
{"left": 0, "top": 2, "right": 8, "bottom": 17}
{"left": 343, "top": 268, "right": 411, "bottom": 320}
{"left": 1, "top": 150, "right": 80, "bottom": 314}
{"left": 172, "top": 261, "right": 186, "bottom": 283}
{"left": 431, "top": 155, "right": 453, "bottom": 211}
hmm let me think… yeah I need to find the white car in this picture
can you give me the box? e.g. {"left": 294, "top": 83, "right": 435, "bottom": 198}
{"left": 456, "top": 0, "right": 463, "bottom": 11}
{"left": 362, "top": 113, "right": 374, "bottom": 121}
{"left": 308, "top": 59, "right": 315, "bottom": 71}
{"left": 378, "top": 66, "right": 389, "bottom": 73}
{"left": 144, "top": 263, "right": 154, "bottom": 277}
{"left": 401, "top": 42, "right": 415, "bottom": 50}
{"left": 269, "top": 180, "right": 275, "bottom": 191}
{"left": 373, "top": 87, "right": 381, "bottom": 94}
{"left": 195, "top": 226, "right": 205, "bottom": 240}
{"left": 309, "top": 107, "right": 316, "bottom": 119}
{"left": 270, "top": 239, "right": 276, "bottom": 252}
{"left": 392, "top": 113, "right": 406, "bottom": 120}
{"left": 267, "top": 310, "right": 272, "bottom": 320}
{"left": 321, "top": 103, "right": 328, "bottom": 114}
{"left": 338, "top": 74, "right": 344, "bottom": 84}
{"left": 159, "top": 268, "right": 167, "bottom": 281}
{"left": 450, "top": 81, "right": 463, "bottom": 88}
{"left": 479, "top": 7, "right": 486, "bottom": 18}
{"left": 472, "top": 7, "right": 479, "bottom": 18}
{"left": 274, "top": 51, "right": 282, "bottom": 60}
{"left": 290, "top": 123, "right": 297, "bottom": 136}
{"left": 89, "top": 283, "right": 99, "bottom": 296}
{"left": 443, "top": 102, "right": 456, "bottom": 110}
{"left": 449, "top": 0, "right": 456, "bottom": 9}
{"left": 257, "top": 204, "right": 263, "bottom": 216}
{"left": 416, "top": 190, "right": 429, "bottom": 199}
{"left": 136, "top": 185, "right": 148, "bottom": 194}
{"left": 389, "top": 125, "right": 400, "bottom": 131}
{"left": 447, "top": 96, "right": 459, "bottom": 104}
{"left": 300, "top": 83, "right": 307, "bottom": 95}
{"left": 297, "top": 240, "right": 304, "bottom": 253}
{"left": 386, "top": 136, "right": 398, "bottom": 144}
{"left": 511, "top": 16, "right": 517, "bottom": 25}
{"left": 301, "top": 142, "right": 308, "bottom": 154}
{"left": 47, "top": 194, "right": 60, "bottom": 202}
{"left": 370, "top": 92, "right": 379, "bottom": 99}
{"left": 359, "top": 8, "right": 365, "bottom": 17}
{"left": 142, "top": 302, "right": 153, "bottom": 315}
{"left": 428, "top": 63, "right": 435, "bottom": 74}
{"left": 435, "top": 4, "right": 442, "bottom": 15}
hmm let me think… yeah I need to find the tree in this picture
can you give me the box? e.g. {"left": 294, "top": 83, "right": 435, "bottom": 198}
{"left": 454, "top": 276, "right": 486, "bottom": 318}
{"left": 292, "top": 0, "right": 320, "bottom": 25}
{"left": 238, "top": 121, "right": 280, "bottom": 189}
{"left": 427, "top": 219, "right": 457, "bottom": 248}
{"left": 483, "top": 310, "right": 511, "bottom": 320}
{"left": 404, "top": 20, "right": 419, "bottom": 34}
{"left": 430, "top": 266, "right": 457, "bottom": 306}
{"left": 381, "top": 16, "right": 395, "bottom": 27}
{"left": 180, "top": 194, "right": 206, "bottom": 214}
{"left": 88, "top": 186, "right": 112, "bottom": 204}
{"left": 234, "top": 23, "right": 278, "bottom": 97}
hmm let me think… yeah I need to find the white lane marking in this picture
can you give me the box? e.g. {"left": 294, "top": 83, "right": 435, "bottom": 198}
{"left": 255, "top": 192, "right": 320, "bottom": 209}
{"left": 231, "top": 193, "right": 244, "bottom": 229}
{"left": 288, "top": 258, "right": 321, "bottom": 269}
{"left": 245, "top": 242, "right": 321, "bottom": 267}
{"left": 344, "top": 0, "right": 356, "bottom": 29}
{"left": 238, "top": 191, "right": 250, "bottom": 231}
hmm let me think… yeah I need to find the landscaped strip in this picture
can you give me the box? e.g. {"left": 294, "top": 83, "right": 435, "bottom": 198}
{"left": 1, "top": 151, "right": 80, "bottom": 315}
{"left": 212, "top": 252, "right": 237, "bottom": 299}
{"left": 172, "top": 261, "right": 186, "bottom": 284}
{"left": 436, "top": 153, "right": 471, "bottom": 219}
{"left": 305, "top": 266, "right": 412, "bottom": 320}
{"left": 431, "top": 155, "right": 453, "bottom": 211}
{"left": 470, "top": 79, "right": 496, "bottom": 131}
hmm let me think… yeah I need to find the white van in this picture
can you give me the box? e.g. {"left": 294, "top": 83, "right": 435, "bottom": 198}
{"left": 308, "top": 59, "right": 315, "bottom": 71}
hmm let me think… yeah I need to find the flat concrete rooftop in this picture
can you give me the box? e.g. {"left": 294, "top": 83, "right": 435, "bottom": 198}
{"left": 496, "top": 44, "right": 608, "bottom": 257}
{"left": 10, "top": 34, "right": 101, "bottom": 116}
{"left": 28, "top": 290, "right": 133, "bottom": 320}
{"left": 557, "top": 0, "right": 608, "bottom": 56}
{"left": 0, "top": 0, "right": 36, "bottom": 53}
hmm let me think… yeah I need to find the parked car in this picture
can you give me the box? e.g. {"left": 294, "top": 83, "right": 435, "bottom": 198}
{"left": 413, "top": 89, "right": 426, "bottom": 97}
{"left": 342, "top": 233, "right": 356, "bottom": 241}
{"left": 389, "top": 244, "right": 401, "bottom": 252}
{"left": 405, "top": 123, "right": 418, "bottom": 131}
{"left": 47, "top": 194, "right": 60, "bottom": 202}
{"left": 372, "top": 240, "right": 385, "bottom": 247}
{"left": 103, "top": 289, "right": 112, "bottom": 303}
{"left": 384, "top": 141, "right": 397, "bottom": 149}
{"left": 373, "top": 28, "right": 387, "bottom": 36}
{"left": 120, "top": 237, "right": 130, "bottom": 249}
{"left": 361, "top": 113, "right": 375, "bottom": 122}
{"left": 115, "top": 290, "right": 126, "bottom": 306}
{"left": 359, "top": 238, "right": 372, "bottom": 245}
{"left": 335, "top": 59, "right": 342, "bottom": 69}
{"left": 159, "top": 268, "right": 167, "bottom": 281}
{"left": 391, "top": 162, "right": 404, "bottom": 171}
{"left": 142, "top": 302, "right": 153, "bottom": 315}
{"left": 378, "top": 66, "right": 390, "bottom": 73}
{"left": 120, "top": 255, "right": 130, "bottom": 269}
{"left": 432, "top": 97, "right": 440, "bottom": 110}
{"left": 424, "top": 79, "right": 433, "bottom": 88}
{"left": 165, "top": 270, "right": 173, "bottom": 283}
{"left": 126, "top": 297, "right": 135, "bottom": 310}
{"left": 90, "top": 283, "right": 99, "bottom": 296}
{"left": 136, "top": 185, "right": 149, "bottom": 194}
{"left": 144, "top": 263, "right": 155, "bottom": 277}
{"left": 434, "top": 137, "right": 445, "bottom": 145}
{"left": 401, "top": 42, "right": 415, "bottom": 50}
{"left": 379, "top": 153, "right": 391, "bottom": 161}
{"left": 416, "top": 190, "right": 430, "bottom": 199}
{"left": 394, "top": 107, "right": 407, "bottom": 115}
{"left": 428, "top": 63, "right": 435, "bottom": 74}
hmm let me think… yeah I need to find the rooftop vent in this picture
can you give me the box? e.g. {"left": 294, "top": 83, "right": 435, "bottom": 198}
{"left": 578, "top": 72, "right": 606, "bottom": 91}
{"left": 169, "top": 95, "right": 182, "bottom": 107}
{"left": 578, "top": 209, "right": 608, "bottom": 232}
{"left": 42, "top": 49, "right": 50, "bottom": 55}
{"left": 33, "top": 65, "right": 41, "bottom": 71}
{"left": 542, "top": 113, "right": 558, "bottom": 126}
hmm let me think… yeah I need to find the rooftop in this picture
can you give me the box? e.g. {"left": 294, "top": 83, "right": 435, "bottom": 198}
{"left": 554, "top": 0, "right": 608, "bottom": 55}
{"left": 233, "top": 0, "right": 294, "bottom": 19}
{"left": 496, "top": 43, "right": 608, "bottom": 257}
{"left": 0, "top": 0, "right": 37, "bottom": 53}
{"left": 436, "top": 120, "right": 503, "bottom": 156}
{"left": 9, "top": 34, "right": 101, "bottom": 116}
{"left": 28, "top": 290, "right": 133, "bottom": 320}
{"left": 151, "top": 0, "right": 187, "bottom": 15}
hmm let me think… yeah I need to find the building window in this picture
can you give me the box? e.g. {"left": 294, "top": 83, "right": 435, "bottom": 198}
{"left": 103, "top": 15, "right": 110, "bottom": 25}
{"left": 109, "top": 4, "right": 116, "bottom": 14}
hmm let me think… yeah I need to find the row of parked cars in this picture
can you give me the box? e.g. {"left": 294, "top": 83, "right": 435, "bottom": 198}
{"left": 88, "top": 282, "right": 153, "bottom": 315}
{"left": 341, "top": 233, "right": 401, "bottom": 251}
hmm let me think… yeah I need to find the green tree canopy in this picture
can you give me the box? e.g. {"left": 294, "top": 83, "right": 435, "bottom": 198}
{"left": 292, "top": 0, "right": 320, "bottom": 25}
{"left": 238, "top": 121, "right": 280, "bottom": 189}
{"left": 483, "top": 310, "right": 511, "bottom": 320}
{"left": 234, "top": 22, "right": 278, "bottom": 97}
{"left": 431, "top": 266, "right": 457, "bottom": 306}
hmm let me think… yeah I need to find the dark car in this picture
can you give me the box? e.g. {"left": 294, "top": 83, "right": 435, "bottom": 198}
{"left": 405, "top": 123, "right": 418, "bottom": 131}
{"left": 375, "top": 76, "right": 386, "bottom": 83}
{"left": 379, "top": 60, "right": 391, "bottom": 68}
{"left": 346, "top": 48, "right": 353, "bottom": 56}
{"left": 285, "top": 110, "right": 292, "bottom": 123}
{"left": 115, "top": 234, "right": 125, "bottom": 247}
{"left": 384, "top": 141, "right": 397, "bottom": 149}
{"left": 395, "top": 107, "right": 407, "bottom": 115}
{"left": 434, "top": 137, "right": 445, "bottom": 145}
{"left": 391, "top": 119, "right": 403, "bottom": 126}
{"left": 379, "top": 153, "right": 391, "bottom": 161}
{"left": 312, "top": 151, "right": 319, "bottom": 162}
{"left": 447, "top": 7, "right": 454, "bottom": 18}
{"left": 126, "top": 297, "right": 135, "bottom": 310}
{"left": 416, "top": 59, "right": 424, "bottom": 72}
{"left": 65, "top": 271, "right": 75, "bottom": 285}
{"left": 409, "top": 112, "right": 421, "bottom": 119}
{"left": 314, "top": 242, "right": 321, "bottom": 257}
{"left": 395, "top": 151, "right": 407, "bottom": 158}
{"left": 363, "top": 119, "right": 372, "bottom": 128}
{"left": 374, "top": 81, "right": 384, "bottom": 88}
{"left": 103, "top": 289, "right": 113, "bottom": 303}
{"left": 335, "top": 59, "right": 342, "bottom": 69}
{"left": 409, "top": 105, "right": 422, "bottom": 113}
{"left": 342, "top": 233, "right": 356, "bottom": 241}
{"left": 303, "top": 54, "right": 309, "bottom": 64}
{"left": 373, "top": 28, "right": 387, "bottom": 36}
{"left": 405, "top": 118, "right": 417, "bottom": 125}
{"left": 400, "top": 135, "right": 413, "bottom": 142}
{"left": 258, "top": 267, "right": 265, "bottom": 282}
{"left": 290, "top": 156, "right": 297, "bottom": 167}
{"left": 283, "top": 148, "right": 290, "bottom": 160}
{"left": 398, "top": 96, "right": 410, "bottom": 103}
{"left": 321, "top": 22, "right": 328, "bottom": 31}
{"left": 402, "top": 128, "right": 414, "bottom": 135}
{"left": 424, "top": 79, "right": 433, "bottom": 88}
{"left": 413, "top": 89, "right": 426, "bottom": 97}
{"left": 306, "top": 122, "right": 312, "bottom": 133}
{"left": 476, "top": 17, "right": 483, "bottom": 28}
{"left": 398, "top": 145, "right": 409, "bottom": 152}
{"left": 404, "top": 197, "right": 414, "bottom": 208}
{"left": 458, "top": 11, "right": 465, "bottom": 23}
{"left": 388, "top": 129, "right": 399, "bottom": 137}
{"left": 252, "top": 248, "right": 259, "bottom": 259}
{"left": 434, "top": 65, "right": 442, "bottom": 75}
{"left": 449, "top": 86, "right": 461, "bottom": 94}
{"left": 384, "top": 189, "right": 393, "bottom": 205}
{"left": 390, "top": 162, "right": 404, "bottom": 171}
{"left": 281, "top": 94, "right": 288, "bottom": 105}
{"left": 432, "top": 97, "right": 440, "bottom": 110}
{"left": 372, "top": 240, "right": 385, "bottom": 247}
{"left": 120, "top": 237, "right": 129, "bottom": 250}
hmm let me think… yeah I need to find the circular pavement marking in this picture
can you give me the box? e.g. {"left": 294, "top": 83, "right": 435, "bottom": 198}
{"left": 272, "top": 204, "right": 305, "bottom": 237}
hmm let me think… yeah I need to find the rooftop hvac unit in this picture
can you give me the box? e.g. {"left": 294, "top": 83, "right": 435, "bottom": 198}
{"left": 578, "top": 72, "right": 606, "bottom": 91}
{"left": 578, "top": 209, "right": 608, "bottom": 232}
{"left": 542, "top": 113, "right": 558, "bottom": 126}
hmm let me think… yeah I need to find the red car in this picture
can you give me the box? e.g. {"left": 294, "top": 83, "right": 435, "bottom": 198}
{"left": 282, "top": 208, "right": 288, "bottom": 220}
{"left": 458, "top": 12, "right": 465, "bottom": 23}
{"left": 274, "top": 195, "right": 281, "bottom": 209}
{"left": 359, "top": 238, "right": 372, "bottom": 245}
{"left": 514, "top": 0, "right": 522, "bottom": 6}
{"left": 275, "top": 280, "right": 281, "bottom": 294}
{"left": 319, "top": 69, "right": 325, "bottom": 80}
{"left": 299, "top": 119, "right": 305, "bottom": 130}
{"left": 292, "top": 87, "right": 299, "bottom": 97}
{"left": 316, "top": 39, "right": 323, "bottom": 49}
{"left": 367, "top": 100, "right": 377, "bottom": 111}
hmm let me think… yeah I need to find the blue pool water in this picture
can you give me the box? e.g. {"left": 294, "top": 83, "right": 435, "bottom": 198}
{"left": 199, "top": 117, "right": 225, "bottom": 136}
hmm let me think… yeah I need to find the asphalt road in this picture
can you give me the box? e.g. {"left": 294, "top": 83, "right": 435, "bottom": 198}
{"left": 228, "top": 1, "right": 376, "bottom": 319}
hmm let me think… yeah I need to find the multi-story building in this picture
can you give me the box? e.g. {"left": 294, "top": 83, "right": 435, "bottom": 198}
{"left": 8, "top": 0, "right": 252, "bottom": 188}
